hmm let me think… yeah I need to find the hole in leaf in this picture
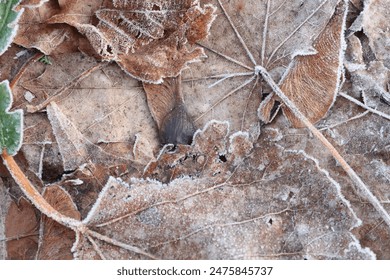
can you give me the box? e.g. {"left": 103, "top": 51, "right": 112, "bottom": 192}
{"left": 152, "top": 4, "right": 161, "bottom": 11}
{"left": 219, "top": 154, "right": 227, "bottom": 162}
{"left": 268, "top": 218, "right": 273, "bottom": 225}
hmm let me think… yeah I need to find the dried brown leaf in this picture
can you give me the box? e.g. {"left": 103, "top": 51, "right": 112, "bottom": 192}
{"left": 36, "top": 185, "right": 80, "bottom": 259}
{"left": 48, "top": 0, "right": 216, "bottom": 82}
{"left": 14, "top": 1, "right": 84, "bottom": 55}
{"left": 258, "top": 1, "right": 347, "bottom": 127}
{"left": 73, "top": 121, "right": 373, "bottom": 259}
{"left": 143, "top": 76, "right": 196, "bottom": 144}
{"left": 5, "top": 197, "right": 39, "bottom": 259}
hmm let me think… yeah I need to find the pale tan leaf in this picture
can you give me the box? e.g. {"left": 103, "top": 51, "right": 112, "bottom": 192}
{"left": 46, "top": 101, "right": 133, "bottom": 171}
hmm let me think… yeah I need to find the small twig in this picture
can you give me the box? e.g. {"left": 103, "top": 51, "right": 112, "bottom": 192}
{"left": 197, "top": 43, "right": 253, "bottom": 71}
{"left": 26, "top": 62, "right": 108, "bottom": 113}
{"left": 256, "top": 65, "right": 390, "bottom": 229}
{"left": 339, "top": 92, "right": 390, "bottom": 121}
{"left": 9, "top": 53, "right": 42, "bottom": 90}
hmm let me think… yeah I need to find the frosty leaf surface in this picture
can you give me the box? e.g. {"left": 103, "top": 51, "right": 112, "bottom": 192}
{"left": 73, "top": 121, "right": 374, "bottom": 260}
{"left": 183, "top": 0, "right": 346, "bottom": 133}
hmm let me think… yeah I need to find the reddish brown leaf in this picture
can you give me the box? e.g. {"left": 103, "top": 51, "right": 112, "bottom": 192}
{"left": 48, "top": 0, "right": 216, "bottom": 82}
{"left": 36, "top": 185, "right": 80, "bottom": 259}
{"left": 5, "top": 198, "right": 39, "bottom": 260}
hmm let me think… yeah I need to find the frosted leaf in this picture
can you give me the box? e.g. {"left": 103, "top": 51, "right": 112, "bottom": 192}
{"left": 46, "top": 102, "right": 133, "bottom": 171}
{"left": 362, "top": 0, "right": 390, "bottom": 68}
{"left": 47, "top": 0, "right": 217, "bottom": 83}
{"left": 14, "top": 0, "right": 80, "bottom": 55}
{"left": 183, "top": 0, "right": 347, "bottom": 134}
{"left": 259, "top": 1, "right": 347, "bottom": 127}
{"left": 69, "top": 120, "right": 373, "bottom": 259}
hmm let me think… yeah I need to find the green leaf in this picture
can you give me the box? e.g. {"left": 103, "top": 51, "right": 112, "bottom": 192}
{"left": 0, "top": 80, "right": 23, "bottom": 156}
{"left": 0, "top": 0, "right": 22, "bottom": 56}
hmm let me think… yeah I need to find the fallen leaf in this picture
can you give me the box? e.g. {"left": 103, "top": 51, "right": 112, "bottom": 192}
{"left": 14, "top": 0, "right": 83, "bottom": 55}
{"left": 258, "top": 0, "right": 347, "bottom": 127}
{"left": 36, "top": 185, "right": 80, "bottom": 259}
{"left": 362, "top": 0, "right": 390, "bottom": 68}
{"left": 5, "top": 197, "right": 39, "bottom": 259}
{"left": 143, "top": 76, "right": 196, "bottom": 144}
{"left": 72, "top": 120, "right": 374, "bottom": 259}
{"left": 46, "top": 101, "right": 134, "bottom": 171}
{"left": 47, "top": 0, "right": 217, "bottom": 82}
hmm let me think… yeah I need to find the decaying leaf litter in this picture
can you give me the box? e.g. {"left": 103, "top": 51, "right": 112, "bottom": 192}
{"left": 0, "top": 0, "right": 390, "bottom": 259}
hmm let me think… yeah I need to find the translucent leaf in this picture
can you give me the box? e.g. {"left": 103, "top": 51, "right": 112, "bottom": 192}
{"left": 0, "top": 0, "right": 22, "bottom": 55}
{"left": 0, "top": 80, "right": 23, "bottom": 156}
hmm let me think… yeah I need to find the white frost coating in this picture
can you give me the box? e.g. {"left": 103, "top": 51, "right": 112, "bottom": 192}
{"left": 344, "top": 234, "right": 376, "bottom": 260}
{"left": 192, "top": 119, "right": 230, "bottom": 143}
{"left": 228, "top": 131, "right": 250, "bottom": 153}
{"left": 344, "top": 61, "right": 366, "bottom": 72}
{"left": 264, "top": 127, "right": 283, "bottom": 142}
{"left": 83, "top": 176, "right": 131, "bottom": 224}
{"left": 286, "top": 149, "right": 362, "bottom": 230}
{"left": 65, "top": 179, "right": 84, "bottom": 186}
{"left": 348, "top": 13, "right": 363, "bottom": 33}
{"left": 0, "top": 80, "right": 24, "bottom": 156}
{"left": 24, "top": 91, "right": 35, "bottom": 103}
{"left": 289, "top": 46, "right": 318, "bottom": 59}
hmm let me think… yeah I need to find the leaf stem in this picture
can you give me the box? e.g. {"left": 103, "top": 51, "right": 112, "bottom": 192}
{"left": 1, "top": 150, "right": 85, "bottom": 232}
